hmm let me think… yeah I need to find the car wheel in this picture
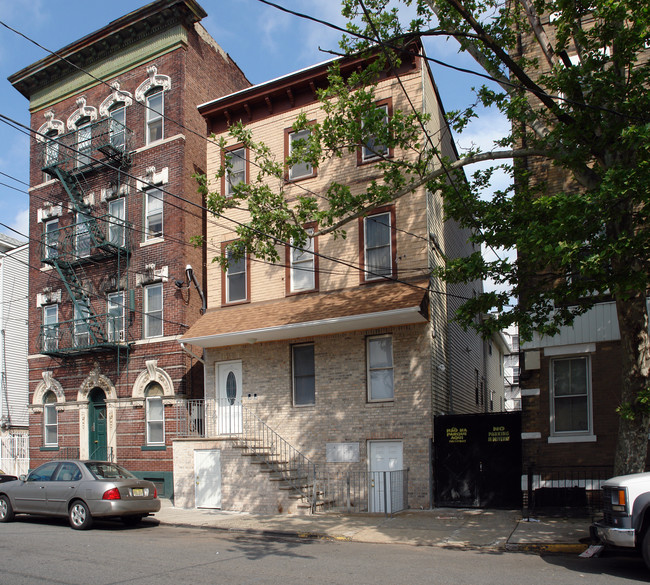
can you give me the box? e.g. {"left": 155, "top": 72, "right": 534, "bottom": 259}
{"left": 122, "top": 515, "right": 144, "bottom": 527}
{"left": 69, "top": 500, "right": 93, "bottom": 530}
{"left": 0, "top": 495, "right": 14, "bottom": 522}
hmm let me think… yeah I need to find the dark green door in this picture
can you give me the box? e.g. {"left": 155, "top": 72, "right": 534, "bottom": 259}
{"left": 89, "top": 388, "right": 107, "bottom": 460}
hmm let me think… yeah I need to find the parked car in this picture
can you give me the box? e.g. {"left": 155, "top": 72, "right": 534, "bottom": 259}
{"left": 0, "top": 460, "right": 160, "bottom": 530}
{"left": 591, "top": 471, "right": 650, "bottom": 569}
{"left": 0, "top": 469, "right": 18, "bottom": 483}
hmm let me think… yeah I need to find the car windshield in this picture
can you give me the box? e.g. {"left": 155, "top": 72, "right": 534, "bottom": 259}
{"left": 84, "top": 462, "right": 137, "bottom": 480}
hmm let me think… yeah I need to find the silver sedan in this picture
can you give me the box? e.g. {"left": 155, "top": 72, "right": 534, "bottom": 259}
{"left": 0, "top": 460, "right": 161, "bottom": 530}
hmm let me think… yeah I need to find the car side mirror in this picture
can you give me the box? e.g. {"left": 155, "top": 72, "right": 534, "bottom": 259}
{"left": 19, "top": 474, "right": 26, "bottom": 482}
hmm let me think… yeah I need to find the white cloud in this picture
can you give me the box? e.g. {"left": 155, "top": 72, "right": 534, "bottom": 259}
{"left": 11, "top": 208, "right": 29, "bottom": 240}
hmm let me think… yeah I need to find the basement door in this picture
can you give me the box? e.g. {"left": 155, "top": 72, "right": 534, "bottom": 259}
{"left": 368, "top": 441, "right": 403, "bottom": 514}
{"left": 194, "top": 449, "right": 221, "bottom": 509}
{"left": 216, "top": 361, "right": 242, "bottom": 435}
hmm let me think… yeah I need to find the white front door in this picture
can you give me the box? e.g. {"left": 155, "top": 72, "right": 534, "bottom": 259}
{"left": 368, "top": 440, "right": 403, "bottom": 513}
{"left": 216, "top": 361, "right": 242, "bottom": 435}
{"left": 194, "top": 449, "right": 221, "bottom": 509}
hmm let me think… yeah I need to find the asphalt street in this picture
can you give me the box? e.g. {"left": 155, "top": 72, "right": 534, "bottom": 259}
{"left": 0, "top": 517, "right": 647, "bottom": 585}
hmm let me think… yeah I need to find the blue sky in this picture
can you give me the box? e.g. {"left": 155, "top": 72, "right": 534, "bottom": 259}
{"left": 0, "top": 0, "right": 508, "bottom": 245}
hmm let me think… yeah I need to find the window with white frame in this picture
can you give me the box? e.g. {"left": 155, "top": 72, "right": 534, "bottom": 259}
{"left": 290, "top": 229, "right": 315, "bottom": 292}
{"left": 75, "top": 212, "right": 91, "bottom": 258}
{"left": 44, "top": 218, "right": 59, "bottom": 260}
{"left": 363, "top": 211, "right": 393, "bottom": 279}
{"left": 144, "top": 283, "right": 163, "bottom": 338}
{"left": 292, "top": 343, "right": 315, "bottom": 406}
{"left": 43, "top": 390, "right": 58, "bottom": 446}
{"left": 43, "top": 304, "right": 58, "bottom": 351}
{"left": 146, "top": 88, "right": 164, "bottom": 144}
{"left": 107, "top": 291, "right": 124, "bottom": 342}
{"left": 43, "top": 129, "right": 59, "bottom": 180}
{"left": 225, "top": 247, "right": 248, "bottom": 303}
{"left": 551, "top": 356, "right": 591, "bottom": 434}
{"left": 288, "top": 128, "right": 314, "bottom": 180}
{"left": 109, "top": 104, "right": 126, "bottom": 150}
{"left": 145, "top": 383, "right": 164, "bottom": 445}
{"left": 225, "top": 147, "right": 246, "bottom": 195}
{"left": 76, "top": 118, "right": 92, "bottom": 167}
{"left": 145, "top": 189, "right": 163, "bottom": 240}
{"left": 367, "top": 335, "right": 394, "bottom": 401}
{"left": 74, "top": 302, "right": 91, "bottom": 348}
{"left": 361, "top": 103, "right": 389, "bottom": 163}
{"left": 108, "top": 197, "right": 125, "bottom": 247}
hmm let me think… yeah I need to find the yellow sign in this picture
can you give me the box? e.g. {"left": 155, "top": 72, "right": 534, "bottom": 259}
{"left": 488, "top": 425, "right": 510, "bottom": 443}
{"left": 446, "top": 426, "right": 468, "bottom": 444}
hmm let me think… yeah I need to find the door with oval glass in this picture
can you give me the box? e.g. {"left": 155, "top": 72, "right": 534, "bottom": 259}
{"left": 216, "top": 361, "right": 242, "bottom": 435}
{"left": 89, "top": 388, "right": 107, "bottom": 460}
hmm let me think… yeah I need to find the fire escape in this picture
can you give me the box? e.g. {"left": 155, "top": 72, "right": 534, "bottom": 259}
{"left": 37, "top": 118, "right": 133, "bottom": 360}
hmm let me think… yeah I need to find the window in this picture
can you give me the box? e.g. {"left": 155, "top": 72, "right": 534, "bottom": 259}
{"left": 223, "top": 146, "right": 247, "bottom": 196}
{"left": 44, "top": 218, "right": 59, "bottom": 260}
{"left": 146, "top": 88, "right": 164, "bottom": 144}
{"left": 511, "top": 366, "right": 520, "bottom": 385}
{"left": 55, "top": 462, "right": 82, "bottom": 482}
{"left": 145, "top": 189, "right": 163, "bottom": 240}
{"left": 107, "top": 291, "right": 124, "bottom": 342}
{"left": 75, "top": 212, "right": 91, "bottom": 258}
{"left": 43, "top": 304, "right": 58, "bottom": 351}
{"left": 145, "top": 383, "right": 164, "bottom": 445}
{"left": 367, "top": 335, "right": 394, "bottom": 401}
{"left": 43, "top": 391, "right": 58, "bottom": 447}
{"left": 360, "top": 100, "right": 392, "bottom": 164}
{"left": 289, "top": 228, "right": 316, "bottom": 293}
{"left": 292, "top": 344, "right": 315, "bottom": 406}
{"left": 144, "top": 283, "right": 163, "bottom": 338}
{"left": 109, "top": 104, "right": 126, "bottom": 150}
{"left": 74, "top": 302, "right": 91, "bottom": 347}
{"left": 108, "top": 197, "right": 125, "bottom": 247}
{"left": 551, "top": 356, "right": 591, "bottom": 435}
{"left": 28, "top": 461, "right": 59, "bottom": 481}
{"left": 223, "top": 244, "right": 249, "bottom": 304}
{"left": 43, "top": 129, "right": 59, "bottom": 180}
{"left": 361, "top": 208, "right": 395, "bottom": 281}
{"left": 76, "top": 118, "right": 92, "bottom": 167}
{"left": 286, "top": 126, "right": 315, "bottom": 181}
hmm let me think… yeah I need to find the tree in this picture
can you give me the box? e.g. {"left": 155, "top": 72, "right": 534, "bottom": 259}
{"left": 199, "top": 0, "right": 650, "bottom": 474}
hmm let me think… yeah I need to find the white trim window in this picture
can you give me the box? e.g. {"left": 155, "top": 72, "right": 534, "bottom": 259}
{"left": 76, "top": 119, "right": 92, "bottom": 167}
{"left": 43, "top": 304, "right": 58, "bottom": 351}
{"left": 75, "top": 212, "right": 91, "bottom": 258}
{"left": 145, "top": 189, "right": 163, "bottom": 240}
{"left": 107, "top": 291, "right": 124, "bottom": 342}
{"left": 290, "top": 229, "right": 315, "bottom": 292}
{"left": 288, "top": 128, "right": 313, "bottom": 180}
{"left": 74, "top": 302, "right": 91, "bottom": 348}
{"left": 364, "top": 212, "right": 392, "bottom": 279}
{"left": 146, "top": 88, "right": 164, "bottom": 144}
{"left": 44, "top": 218, "right": 59, "bottom": 260}
{"left": 145, "top": 384, "right": 164, "bottom": 445}
{"left": 225, "top": 249, "right": 247, "bottom": 303}
{"left": 367, "top": 335, "right": 394, "bottom": 401}
{"left": 292, "top": 343, "right": 315, "bottom": 406}
{"left": 144, "top": 283, "right": 163, "bottom": 338}
{"left": 108, "top": 197, "right": 125, "bottom": 247}
{"left": 109, "top": 104, "right": 126, "bottom": 150}
{"left": 44, "top": 129, "right": 59, "bottom": 171}
{"left": 225, "top": 147, "right": 246, "bottom": 195}
{"left": 43, "top": 391, "right": 58, "bottom": 447}
{"left": 551, "top": 356, "right": 592, "bottom": 435}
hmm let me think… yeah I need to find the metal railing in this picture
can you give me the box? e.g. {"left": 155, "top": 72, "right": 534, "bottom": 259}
{"left": 38, "top": 314, "right": 126, "bottom": 355}
{"left": 0, "top": 434, "right": 29, "bottom": 476}
{"left": 524, "top": 465, "right": 611, "bottom": 516}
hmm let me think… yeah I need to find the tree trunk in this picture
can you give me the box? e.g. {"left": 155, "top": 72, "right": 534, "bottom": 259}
{"left": 613, "top": 292, "right": 650, "bottom": 476}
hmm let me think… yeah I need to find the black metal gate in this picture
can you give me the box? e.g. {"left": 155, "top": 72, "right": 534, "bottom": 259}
{"left": 434, "top": 412, "right": 522, "bottom": 508}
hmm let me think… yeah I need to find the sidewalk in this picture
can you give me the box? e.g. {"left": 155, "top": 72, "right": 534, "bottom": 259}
{"left": 151, "top": 499, "right": 593, "bottom": 553}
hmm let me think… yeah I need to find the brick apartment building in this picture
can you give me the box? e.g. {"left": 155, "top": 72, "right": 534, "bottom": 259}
{"left": 8, "top": 0, "right": 249, "bottom": 496}
{"left": 173, "top": 41, "right": 491, "bottom": 513}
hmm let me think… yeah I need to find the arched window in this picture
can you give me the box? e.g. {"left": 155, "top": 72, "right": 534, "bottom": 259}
{"left": 145, "top": 88, "right": 164, "bottom": 144}
{"left": 145, "top": 382, "right": 164, "bottom": 445}
{"left": 43, "top": 391, "right": 58, "bottom": 447}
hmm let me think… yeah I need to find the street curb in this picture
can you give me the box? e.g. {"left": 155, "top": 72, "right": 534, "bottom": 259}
{"left": 505, "top": 542, "right": 589, "bottom": 554}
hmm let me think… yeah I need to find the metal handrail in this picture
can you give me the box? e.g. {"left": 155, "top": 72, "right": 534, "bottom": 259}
{"left": 39, "top": 314, "right": 126, "bottom": 354}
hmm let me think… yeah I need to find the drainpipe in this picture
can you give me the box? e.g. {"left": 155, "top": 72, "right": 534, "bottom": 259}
{"left": 180, "top": 342, "right": 204, "bottom": 365}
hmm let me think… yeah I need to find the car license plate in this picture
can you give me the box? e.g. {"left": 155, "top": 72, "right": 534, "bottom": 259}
{"left": 132, "top": 488, "right": 144, "bottom": 497}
